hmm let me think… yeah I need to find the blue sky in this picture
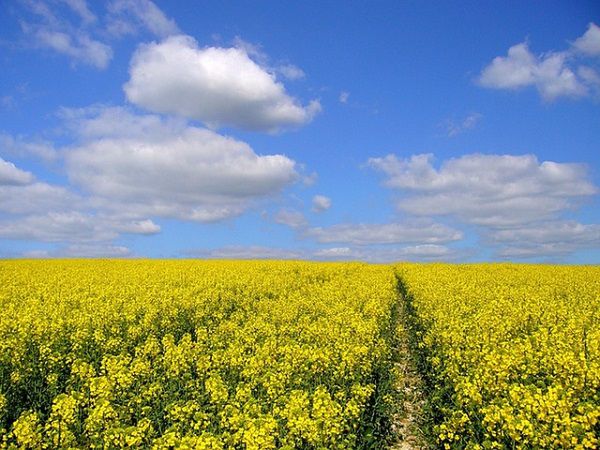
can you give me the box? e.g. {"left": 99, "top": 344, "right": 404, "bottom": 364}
{"left": 1, "top": 0, "right": 599, "bottom": 262}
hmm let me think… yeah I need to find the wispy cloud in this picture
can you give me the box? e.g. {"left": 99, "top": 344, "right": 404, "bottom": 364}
{"left": 106, "top": 0, "right": 180, "bottom": 38}
{"left": 312, "top": 195, "right": 331, "bottom": 213}
{"left": 186, "top": 244, "right": 461, "bottom": 262}
{"left": 274, "top": 208, "right": 307, "bottom": 229}
{"left": 443, "top": 113, "right": 482, "bottom": 137}
{"left": 17, "top": 0, "right": 178, "bottom": 69}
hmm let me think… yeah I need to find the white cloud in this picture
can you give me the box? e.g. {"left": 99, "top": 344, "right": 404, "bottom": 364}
{"left": 106, "top": 0, "right": 179, "bottom": 38}
{"left": 21, "top": 250, "right": 52, "bottom": 258}
{"left": 479, "top": 43, "right": 585, "bottom": 100}
{"left": 59, "top": 105, "right": 187, "bottom": 139}
{"left": 274, "top": 208, "right": 307, "bottom": 228}
{"left": 190, "top": 245, "right": 304, "bottom": 260}
{"left": 19, "top": 0, "right": 179, "bottom": 69}
{"left": 489, "top": 220, "right": 600, "bottom": 258}
{"left": 0, "top": 212, "right": 159, "bottom": 242}
{"left": 0, "top": 143, "right": 160, "bottom": 245}
{"left": 1, "top": 107, "right": 302, "bottom": 247}
{"left": 0, "top": 182, "right": 80, "bottom": 214}
{"left": 64, "top": 107, "right": 298, "bottom": 222}
{"left": 573, "top": 23, "right": 600, "bottom": 56}
{"left": 479, "top": 24, "right": 600, "bottom": 101}
{"left": 302, "top": 171, "right": 318, "bottom": 186}
{"left": 231, "top": 37, "right": 306, "bottom": 81}
{"left": 480, "top": 43, "right": 537, "bottom": 89}
{"left": 578, "top": 66, "right": 600, "bottom": 86}
{"left": 124, "top": 35, "right": 321, "bottom": 131}
{"left": 444, "top": 113, "right": 482, "bottom": 137}
{"left": 491, "top": 220, "right": 600, "bottom": 245}
{"left": 312, "top": 194, "right": 332, "bottom": 212}
{"left": 188, "top": 243, "right": 458, "bottom": 262}
{"left": 277, "top": 64, "right": 305, "bottom": 80}
{"left": 28, "top": 27, "right": 113, "bottom": 69}
{"left": 369, "top": 153, "right": 596, "bottom": 227}
{"left": 339, "top": 91, "right": 350, "bottom": 103}
{"left": 306, "top": 221, "right": 462, "bottom": 245}
{"left": 393, "top": 244, "right": 456, "bottom": 259}
{"left": 577, "top": 66, "right": 600, "bottom": 98}
{"left": 19, "top": 0, "right": 111, "bottom": 70}
{"left": 59, "top": 0, "right": 96, "bottom": 25}
{"left": 24, "top": 244, "right": 132, "bottom": 258}
{"left": 0, "top": 133, "right": 58, "bottom": 161}
{"left": 313, "top": 244, "right": 459, "bottom": 262}
{"left": 0, "top": 157, "right": 34, "bottom": 185}
{"left": 313, "top": 247, "right": 353, "bottom": 258}
{"left": 60, "top": 244, "right": 132, "bottom": 257}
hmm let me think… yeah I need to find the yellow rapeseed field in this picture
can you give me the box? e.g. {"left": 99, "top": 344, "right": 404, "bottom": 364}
{"left": 396, "top": 264, "right": 600, "bottom": 449}
{"left": 1, "top": 260, "right": 599, "bottom": 449}
{"left": 0, "top": 260, "right": 398, "bottom": 449}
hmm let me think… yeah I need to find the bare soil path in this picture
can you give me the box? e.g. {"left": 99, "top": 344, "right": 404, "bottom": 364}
{"left": 388, "top": 283, "right": 429, "bottom": 449}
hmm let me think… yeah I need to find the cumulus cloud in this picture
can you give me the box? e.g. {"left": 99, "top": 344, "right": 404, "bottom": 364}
{"left": 64, "top": 107, "right": 298, "bottom": 222}
{"left": 1, "top": 107, "right": 302, "bottom": 249}
{"left": 0, "top": 157, "right": 81, "bottom": 222}
{"left": 479, "top": 43, "right": 585, "bottom": 100}
{"left": 0, "top": 157, "right": 34, "bottom": 185}
{"left": 369, "top": 153, "right": 596, "bottom": 227}
{"left": 572, "top": 23, "right": 600, "bottom": 56}
{"left": 274, "top": 208, "right": 307, "bottom": 228}
{"left": 479, "top": 24, "right": 600, "bottom": 100}
{"left": 106, "top": 0, "right": 179, "bottom": 38}
{"left": 312, "top": 195, "right": 331, "bottom": 212}
{"left": 305, "top": 221, "right": 462, "bottom": 245}
{"left": 0, "top": 156, "right": 160, "bottom": 245}
{"left": 124, "top": 35, "right": 321, "bottom": 131}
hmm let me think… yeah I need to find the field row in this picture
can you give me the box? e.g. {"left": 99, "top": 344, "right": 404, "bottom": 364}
{"left": 0, "top": 261, "right": 398, "bottom": 449}
{"left": 396, "top": 264, "right": 600, "bottom": 449}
